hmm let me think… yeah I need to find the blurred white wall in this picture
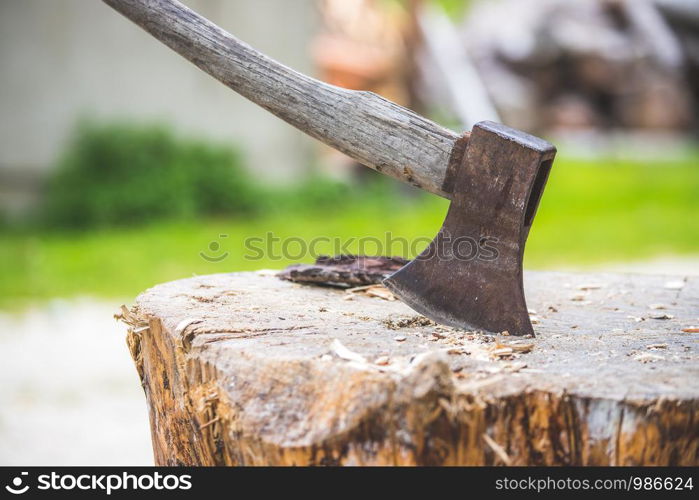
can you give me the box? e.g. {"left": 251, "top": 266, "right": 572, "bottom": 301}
{"left": 0, "top": 0, "right": 317, "bottom": 213}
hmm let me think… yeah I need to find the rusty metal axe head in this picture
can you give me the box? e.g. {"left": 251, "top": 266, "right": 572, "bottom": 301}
{"left": 384, "top": 121, "right": 555, "bottom": 336}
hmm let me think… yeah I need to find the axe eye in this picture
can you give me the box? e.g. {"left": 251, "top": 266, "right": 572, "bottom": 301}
{"left": 524, "top": 159, "right": 553, "bottom": 229}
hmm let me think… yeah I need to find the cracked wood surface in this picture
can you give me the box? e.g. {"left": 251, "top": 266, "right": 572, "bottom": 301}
{"left": 121, "top": 271, "right": 699, "bottom": 465}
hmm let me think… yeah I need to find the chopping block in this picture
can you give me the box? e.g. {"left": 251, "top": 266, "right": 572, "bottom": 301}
{"left": 118, "top": 271, "right": 699, "bottom": 466}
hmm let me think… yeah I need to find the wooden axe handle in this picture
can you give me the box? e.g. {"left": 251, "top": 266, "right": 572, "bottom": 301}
{"left": 103, "top": 0, "right": 463, "bottom": 198}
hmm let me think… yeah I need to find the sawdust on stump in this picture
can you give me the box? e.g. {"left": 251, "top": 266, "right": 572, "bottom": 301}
{"left": 117, "top": 271, "right": 699, "bottom": 465}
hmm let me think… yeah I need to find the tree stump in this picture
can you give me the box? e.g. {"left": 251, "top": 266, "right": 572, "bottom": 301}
{"left": 118, "top": 271, "right": 699, "bottom": 466}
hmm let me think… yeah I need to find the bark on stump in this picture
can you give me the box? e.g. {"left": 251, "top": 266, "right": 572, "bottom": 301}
{"left": 118, "top": 271, "right": 699, "bottom": 465}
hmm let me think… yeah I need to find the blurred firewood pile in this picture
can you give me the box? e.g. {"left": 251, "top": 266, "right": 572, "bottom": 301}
{"left": 311, "top": 0, "right": 416, "bottom": 178}
{"left": 312, "top": 0, "right": 412, "bottom": 105}
{"left": 312, "top": 0, "right": 699, "bottom": 138}
{"left": 461, "top": 0, "right": 698, "bottom": 134}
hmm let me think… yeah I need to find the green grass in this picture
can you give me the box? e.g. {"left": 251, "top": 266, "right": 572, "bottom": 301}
{"left": 1, "top": 155, "right": 698, "bottom": 308}
{"left": 527, "top": 155, "right": 699, "bottom": 268}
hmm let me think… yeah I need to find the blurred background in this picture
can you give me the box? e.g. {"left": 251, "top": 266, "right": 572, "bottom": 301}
{"left": 1, "top": 0, "right": 697, "bottom": 464}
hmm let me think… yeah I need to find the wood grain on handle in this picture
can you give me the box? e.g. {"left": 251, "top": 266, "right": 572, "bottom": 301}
{"left": 103, "top": 0, "right": 463, "bottom": 198}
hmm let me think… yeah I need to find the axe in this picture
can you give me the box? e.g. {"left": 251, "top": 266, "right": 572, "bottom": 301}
{"left": 104, "top": 0, "right": 556, "bottom": 337}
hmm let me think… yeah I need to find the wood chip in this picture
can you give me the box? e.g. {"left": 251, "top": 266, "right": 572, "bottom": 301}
{"left": 331, "top": 339, "right": 367, "bottom": 363}
{"left": 510, "top": 343, "right": 535, "bottom": 353}
{"left": 633, "top": 352, "right": 664, "bottom": 363}
{"left": 489, "top": 340, "right": 535, "bottom": 359}
{"left": 374, "top": 356, "right": 390, "bottom": 366}
{"left": 490, "top": 347, "right": 513, "bottom": 358}
{"left": 682, "top": 327, "right": 699, "bottom": 333}
{"left": 364, "top": 285, "right": 396, "bottom": 301}
{"left": 115, "top": 304, "right": 147, "bottom": 328}
{"left": 394, "top": 335, "right": 407, "bottom": 342}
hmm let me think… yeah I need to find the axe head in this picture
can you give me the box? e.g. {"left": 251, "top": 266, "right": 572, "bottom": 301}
{"left": 384, "top": 121, "right": 555, "bottom": 336}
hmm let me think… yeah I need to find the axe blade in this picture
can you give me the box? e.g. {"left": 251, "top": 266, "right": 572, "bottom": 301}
{"left": 384, "top": 122, "right": 555, "bottom": 336}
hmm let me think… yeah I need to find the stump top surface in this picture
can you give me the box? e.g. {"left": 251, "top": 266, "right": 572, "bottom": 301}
{"left": 135, "top": 270, "right": 699, "bottom": 403}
